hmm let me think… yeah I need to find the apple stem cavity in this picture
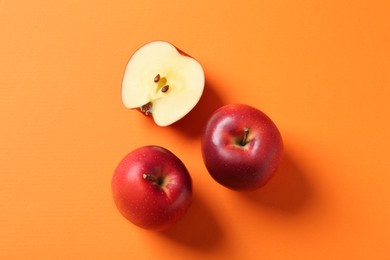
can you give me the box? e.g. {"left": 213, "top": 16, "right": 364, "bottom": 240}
{"left": 241, "top": 128, "right": 250, "bottom": 146}
{"left": 143, "top": 173, "right": 164, "bottom": 186}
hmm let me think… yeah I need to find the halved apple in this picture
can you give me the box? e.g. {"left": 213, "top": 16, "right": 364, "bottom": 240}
{"left": 122, "top": 41, "right": 205, "bottom": 126}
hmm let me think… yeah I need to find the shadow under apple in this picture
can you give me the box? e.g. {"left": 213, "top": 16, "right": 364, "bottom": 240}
{"left": 160, "top": 192, "right": 224, "bottom": 251}
{"left": 172, "top": 76, "right": 226, "bottom": 139}
{"left": 240, "top": 151, "right": 313, "bottom": 213}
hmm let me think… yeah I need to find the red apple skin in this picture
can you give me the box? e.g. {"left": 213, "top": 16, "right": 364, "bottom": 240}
{"left": 111, "top": 146, "right": 192, "bottom": 231}
{"left": 201, "top": 104, "right": 283, "bottom": 191}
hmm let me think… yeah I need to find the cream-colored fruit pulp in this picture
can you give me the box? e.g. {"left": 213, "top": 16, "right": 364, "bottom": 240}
{"left": 122, "top": 41, "right": 205, "bottom": 126}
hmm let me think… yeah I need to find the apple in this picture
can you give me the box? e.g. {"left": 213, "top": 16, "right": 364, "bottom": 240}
{"left": 121, "top": 40, "right": 205, "bottom": 126}
{"left": 201, "top": 104, "right": 283, "bottom": 191}
{"left": 111, "top": 145, "right": 192, "bottom": 231}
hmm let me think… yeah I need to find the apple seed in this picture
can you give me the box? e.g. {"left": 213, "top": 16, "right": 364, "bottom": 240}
{"left": 161, "top": 85, "right": 169, "bottom": 93}
{"left": 154, "top": 74, "right": 160, "bottom": 83}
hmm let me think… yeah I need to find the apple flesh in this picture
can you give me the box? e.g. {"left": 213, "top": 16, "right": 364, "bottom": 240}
{"left": 122, "top": 41, "right": 205, "bottom": 126}
{"left": 111, "top": 146, "right": 192, "bottom": 231}
{"left": 201, "top": 104, "right": 283, "bottom": 191}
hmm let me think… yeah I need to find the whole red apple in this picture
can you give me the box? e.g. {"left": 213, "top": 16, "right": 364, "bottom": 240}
{"left": 201, "top": 104, "right": 283, "bottom": 191}
{"left": 111, "top": 145, "right": 192, "bottom": 231}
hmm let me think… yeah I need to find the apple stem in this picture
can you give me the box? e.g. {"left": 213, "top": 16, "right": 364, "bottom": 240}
{"left": 141, "top": 102, "right": 152, "bottom": 115}
{"left": 241, "top": 128, "right": 249, "bottom": 146}
{"left": 143, "top": 173, "right": 163, "bottom": 186}
{"left": 154, "top": 74, "right": 160, "bottom": 83}
{"left": 161, "top": 85, "right": 169, "bottom": 93}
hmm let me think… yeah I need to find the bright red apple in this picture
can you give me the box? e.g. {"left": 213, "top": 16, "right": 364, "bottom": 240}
{"left": 111, "top": 145, "right": 192, "bottom": 231}
{"left": 201, "top": 104, "right": 283, "bottom": 191}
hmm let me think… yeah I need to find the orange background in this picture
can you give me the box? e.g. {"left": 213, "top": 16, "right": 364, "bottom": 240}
{"left": 1, "top": 0, "right": 390, "bottom": 259}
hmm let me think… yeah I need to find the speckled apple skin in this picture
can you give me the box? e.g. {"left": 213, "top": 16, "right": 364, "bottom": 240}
{"left": 112, "top": 146, "right": 192, "bottom": 231}
{"left": 201, "top": 104, "right": 283, "bottom": 191}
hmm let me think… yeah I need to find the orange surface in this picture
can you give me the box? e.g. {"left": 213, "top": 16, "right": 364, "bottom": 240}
{"left": 1, "top": 0, "right": 390, "bottom": 259}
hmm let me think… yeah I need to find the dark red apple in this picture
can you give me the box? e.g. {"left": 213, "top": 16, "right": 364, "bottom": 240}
{"left": 111, "top": 145, "right": 192, "bottom": 231}
{"left": 201, "top": 104, "right": 283, "bottom": 191}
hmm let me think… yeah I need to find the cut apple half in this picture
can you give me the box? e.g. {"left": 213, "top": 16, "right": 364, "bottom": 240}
{"left": 122, "top": 41, "right": 205, "bottom": 126}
